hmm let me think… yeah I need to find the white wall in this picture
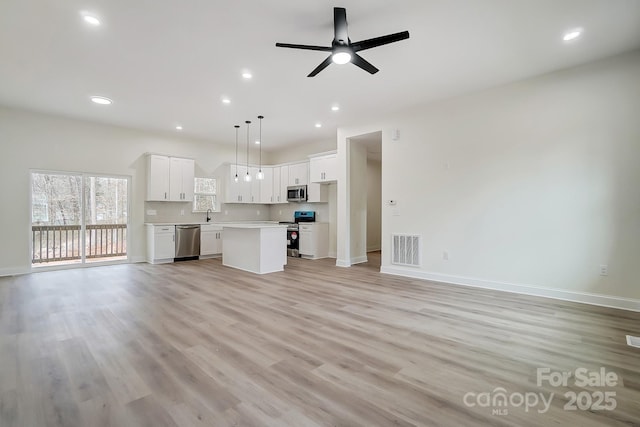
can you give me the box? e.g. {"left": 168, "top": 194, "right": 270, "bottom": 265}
{"left": 264, "top": 139, "right": 336, "bottom": 164}
{"left": 0, "top": 108, "right": 267, "bottom": 274}
{"left": 338, "top": 50, "right": 640, "bottom": 306}
{"left": 367, "top": 158, "right": 382, "bottom": 252}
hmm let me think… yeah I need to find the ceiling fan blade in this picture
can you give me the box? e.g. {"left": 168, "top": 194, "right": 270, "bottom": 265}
{"left": 275, "top": 42, "right": 332, "bottom": 52}
{"left": 333, "top": 7, "right": 349, "bottom": 43}
{"left": 307, "top": 56, "right": 333, "bottom": 77}
{"left": 351, "top": 53, "right": 379, "bottom": 74}
{"left": 351, "top": 31, "right": 410, "bottom": 52}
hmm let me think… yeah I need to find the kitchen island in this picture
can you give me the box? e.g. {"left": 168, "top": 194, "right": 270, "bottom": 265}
{"left": 222, "top": 223, "right": 288, "bottom": 274}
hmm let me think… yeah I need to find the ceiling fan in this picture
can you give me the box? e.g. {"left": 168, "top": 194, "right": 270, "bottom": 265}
{"left": 275, "top": 7, "right": 410, "bottom": 77}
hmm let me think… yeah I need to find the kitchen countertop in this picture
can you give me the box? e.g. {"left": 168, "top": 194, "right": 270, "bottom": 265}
{"left": 220, "top": 223, "right": 288, "bottom": 229}
{"left": 145, "top": 221, "right": 280, "bottom": 226}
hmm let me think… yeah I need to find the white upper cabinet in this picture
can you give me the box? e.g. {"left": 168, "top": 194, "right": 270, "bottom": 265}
{"left": 288, "top": 162, "right": 308, "bottom": 186}
{"left": 248, "top": 166, "right": 261, "bottom": 203}
{"left": 310, "top": 153, "right": 337, "bottom": 183}
{"left": 226, "top": 164, "right": 251, "bottom": 203}
{"left": 147, "top": 154, "right": 194, "bottom": 202}
{"left": 147, "top": 154, "right": 171, "bottom": 201}
{"left": 277, "top": 165, "right": 289, "bottom": 203}
{"left": 169, "top": 157, "right": 195, "bottom": 201}
{"left": 258, "top": 167, "right": 274, "bottom": 204}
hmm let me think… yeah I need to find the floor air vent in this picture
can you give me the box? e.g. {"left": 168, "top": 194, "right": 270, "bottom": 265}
{"left": 391, "top": 234, "right": 421, "bottom": 267}
{"left": 627, "top": 335, "right": 640, "bottom": 348}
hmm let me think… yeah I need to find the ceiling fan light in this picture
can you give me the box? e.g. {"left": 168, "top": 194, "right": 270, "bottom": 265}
{"left": 332, "top": 51, "right": 352, "bottom": 65}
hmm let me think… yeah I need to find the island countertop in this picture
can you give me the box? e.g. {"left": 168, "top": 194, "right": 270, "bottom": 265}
{"left": 145, "top": 221, "right": 281, "bottom": 226}
{"left": 220, "top": 223, "right": 288, "bottom": 229}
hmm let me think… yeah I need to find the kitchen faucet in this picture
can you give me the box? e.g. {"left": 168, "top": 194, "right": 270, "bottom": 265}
{"left": 206, "top": 208, "right": 212, "bottom": 222}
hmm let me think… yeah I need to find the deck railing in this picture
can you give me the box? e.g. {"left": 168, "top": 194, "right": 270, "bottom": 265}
{"left": 32, "top": 224, "right": 127, "bottom": 264}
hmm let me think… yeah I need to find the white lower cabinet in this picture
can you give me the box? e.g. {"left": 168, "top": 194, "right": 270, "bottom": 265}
{"left": 146, "top": 225, "right": 175, "bottom": 264}
{"left": 200, "top": 224, "right": 223, "bottom": 257}
{"left": 299, "top": 222, "right": 329, "bottom": 259}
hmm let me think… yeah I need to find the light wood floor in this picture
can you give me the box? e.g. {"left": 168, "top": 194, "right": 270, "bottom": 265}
{"left": 1, "top": 256, "right": 639, "bottom": 426}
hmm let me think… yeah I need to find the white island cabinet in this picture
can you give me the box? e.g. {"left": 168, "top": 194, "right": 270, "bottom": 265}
{"left": 222, "top": 224, "right": 287, "bottom": 274}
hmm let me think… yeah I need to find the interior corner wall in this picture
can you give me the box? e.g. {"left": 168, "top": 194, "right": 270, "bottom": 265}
{"left": 339, "top": 49, "right": 640, "bottom": 303}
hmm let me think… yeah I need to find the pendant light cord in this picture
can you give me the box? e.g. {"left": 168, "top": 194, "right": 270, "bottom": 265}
{"left": 234, "top": 125, "right": 239, "bottom": 180}
{"left": 258, "top": 115, "right": 263, "bottom": 172}
{"left": 245, "top": 121, "right": 251, "bottom": 176}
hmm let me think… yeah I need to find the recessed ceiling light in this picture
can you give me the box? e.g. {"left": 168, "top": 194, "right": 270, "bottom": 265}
{"left": 80, "top": 11, "right": 101, "bottom": 26}
{"left": 255, "top": 140, "right": 260, "bottom": 145}
{"left": 175, "top": 125, "right": 183, "bottom": 131}
{"left": 222, "top": 98, "right": 231, "bottom": 104}
{"left": 331, "top": 105, "right": 340, "bottom": 111}
{"left": 90, "top": 96, "right": 112, "bottom": 105}
{"left": 315, "top": 123, "right": 322, "bottom": 128}
{"left": 242, "top": 72, "right": 253, "bottom": 79}
{"left": 563, "top": 28, "right": 582, "bottom": 42}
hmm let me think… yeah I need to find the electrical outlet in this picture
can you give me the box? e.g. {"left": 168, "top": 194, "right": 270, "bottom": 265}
{"left": 600, "top": 264, "right": 608, "bottom": 276}
{"left": 256, "top": 210, "right": 260, "bottom": 216}
{"left": 224, "top": 210, "right": 228, "bottom": 215}
{"left": 279, "top": 210, "right": 282, "bottom": 215}
{"left": 146, "top": 209, "right": 157, "bottom": 216}
{"left": 443, "top": 251, "right": 449, "bottom": 261}
{"left": 180, "top": 209, "right": 185, "bottom": 216}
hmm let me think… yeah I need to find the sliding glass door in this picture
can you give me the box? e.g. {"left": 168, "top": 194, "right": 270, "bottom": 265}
{"left": 31, "top": 171, "right": 129, "bottom": 267}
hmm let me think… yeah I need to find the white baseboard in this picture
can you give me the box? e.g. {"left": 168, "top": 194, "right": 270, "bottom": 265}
{"left": 328, "top": 251, "right": 337, "bottom": 259}
{"left": 336, "top": 259, "right": 351, "bottom": 267}
{"left": 367, "top": 246, "right": 381, "bottom": 252}
{"left": 380, "top": 266, "right": 640, "bottom": 312}
{"left": 351, "top": 256, "right": 368, "bottom": 265}
{"left": 0, "top": 266, "right": 30, "bottom": 277}
{"left": 130, "top": 256, "right": 146, "bottom": 263}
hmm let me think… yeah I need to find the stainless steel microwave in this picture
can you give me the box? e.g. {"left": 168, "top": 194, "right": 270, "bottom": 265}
{"left": 287, "top": 185, "right": 307, "bottom": 202}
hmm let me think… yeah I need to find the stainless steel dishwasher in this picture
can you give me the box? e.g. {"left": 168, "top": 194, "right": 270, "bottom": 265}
{"left": 175, "top": 225, "right": 200, "bottom": 261}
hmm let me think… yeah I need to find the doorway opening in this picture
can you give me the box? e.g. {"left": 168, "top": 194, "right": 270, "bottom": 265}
{"left": 348, "top": 131, "right": 382, "bottom": 269}
{"left": 30, "top": 171, "right": 129, "bottom": 268}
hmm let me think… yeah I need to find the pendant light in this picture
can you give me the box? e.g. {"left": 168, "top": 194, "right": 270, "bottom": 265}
{"left": 233, "top": 125, "right": 240, "bottom": 183}
{"left": 256, "top": 115, "right": 264, "bottom": 180}
{"left": 244, "top": 120, "right": 252, "bottom": 182}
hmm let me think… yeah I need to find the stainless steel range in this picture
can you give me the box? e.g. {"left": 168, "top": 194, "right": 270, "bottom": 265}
{"left": 281, "top": 211, "right": 315, "bottom": 257}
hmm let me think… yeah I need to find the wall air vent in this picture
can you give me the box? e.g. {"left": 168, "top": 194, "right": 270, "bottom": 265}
{"left": 627, "top": 335, "right": 640, "bottom": 348}
{"left": 391, "top": 234, "right": 421, "bottom": 267}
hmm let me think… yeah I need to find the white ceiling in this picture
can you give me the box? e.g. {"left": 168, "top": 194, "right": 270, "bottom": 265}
{"left": 1, "top": 0, "right": 639, "bottom": 150}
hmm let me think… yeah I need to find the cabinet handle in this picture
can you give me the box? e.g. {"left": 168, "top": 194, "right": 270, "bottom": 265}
{"left": 164, "top": 192, "right": 167, "bottom": 199}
